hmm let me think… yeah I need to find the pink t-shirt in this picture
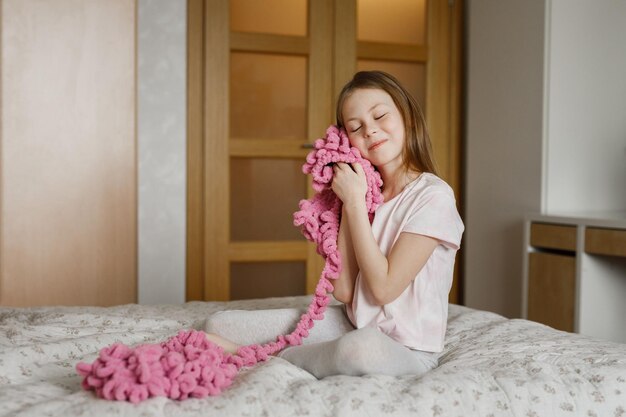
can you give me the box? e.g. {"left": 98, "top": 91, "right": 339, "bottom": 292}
{"left": 345, "top": 173, "right": 464, "bottom": 352}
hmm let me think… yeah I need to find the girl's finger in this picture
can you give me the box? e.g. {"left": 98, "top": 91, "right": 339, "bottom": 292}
{"left": 352, "top": 162, "right": 365, "bottom": 176}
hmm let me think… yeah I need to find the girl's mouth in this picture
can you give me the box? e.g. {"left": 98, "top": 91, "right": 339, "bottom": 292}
{"left": 368, "top": 140, "right": 387, "bottom": 151}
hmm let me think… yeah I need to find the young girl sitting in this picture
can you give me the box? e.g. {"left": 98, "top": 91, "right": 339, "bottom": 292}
{"left": 206, "top": 70, "right": 464, "bottom": 379}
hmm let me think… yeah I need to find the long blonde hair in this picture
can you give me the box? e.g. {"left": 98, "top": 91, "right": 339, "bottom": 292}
{"left": 336, "top": 71, "right": 439, "bottom": 176}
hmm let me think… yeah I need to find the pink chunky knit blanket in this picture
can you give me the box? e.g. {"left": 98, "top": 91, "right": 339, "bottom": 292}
{"left": 76, "top": 125, "right": 383, "bottom": 403}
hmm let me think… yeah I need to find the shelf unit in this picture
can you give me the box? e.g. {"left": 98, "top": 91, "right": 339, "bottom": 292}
{"left": 522, "top": 212, "right": 626, "bottom": 344}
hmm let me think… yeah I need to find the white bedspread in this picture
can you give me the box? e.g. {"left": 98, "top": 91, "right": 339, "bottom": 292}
{"left": 0, "top": 297, "right": 624, "bottom": 417}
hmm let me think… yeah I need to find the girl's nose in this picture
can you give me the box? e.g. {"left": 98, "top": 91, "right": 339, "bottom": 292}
{"left": 365, "top": 125, "right": 377, "bottom": 137}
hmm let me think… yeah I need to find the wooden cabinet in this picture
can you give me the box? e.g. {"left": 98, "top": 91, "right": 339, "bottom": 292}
{"left": 526, "top": 223, "right": 576, "bottom": 332}
{"left": 523, "top": 213, "right": 626, "bottom": 343}
{"left": 527, "top": 252, "right": 575, "bottom": 332}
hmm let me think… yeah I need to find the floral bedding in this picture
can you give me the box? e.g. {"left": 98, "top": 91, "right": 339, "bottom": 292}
{"left": 0, "top": 296, "right": 624, "bottom": 417}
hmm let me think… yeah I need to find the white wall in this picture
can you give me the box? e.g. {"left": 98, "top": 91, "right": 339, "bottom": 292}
{"left": 464, "top": 0, "right": 546, "bottom": 318}
{"left": 545, "top": 0, "right": 626, "bottom": 212}
{"left": 464, "top": 0, "right": 626, "bottom": 318}
{"left": 138, "top": 0, "right": 187, "bottom": 304}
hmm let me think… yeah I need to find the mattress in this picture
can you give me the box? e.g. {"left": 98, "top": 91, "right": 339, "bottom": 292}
{"left": 1, "top": 296, "right": 624, "bottom": 416}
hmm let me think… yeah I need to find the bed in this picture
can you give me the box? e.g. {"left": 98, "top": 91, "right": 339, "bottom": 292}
{"left": 1, "top": 296, "right": 624, "bottom": 417}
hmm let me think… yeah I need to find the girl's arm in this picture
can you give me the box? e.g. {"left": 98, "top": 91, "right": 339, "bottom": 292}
{"left": 332, "top": 205, "right": 359, "bottom": 304}
{"left": 332, "top": 162, "right": 439, "bottom": 306}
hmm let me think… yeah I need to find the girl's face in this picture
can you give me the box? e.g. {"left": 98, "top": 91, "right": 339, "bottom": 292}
{"left": 341, "top": 88, "right": 405, "bottom": 170}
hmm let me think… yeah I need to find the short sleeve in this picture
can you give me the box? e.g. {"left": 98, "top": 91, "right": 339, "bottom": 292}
{"left": 402, "top": 191, "right": 464, "bottom": 250}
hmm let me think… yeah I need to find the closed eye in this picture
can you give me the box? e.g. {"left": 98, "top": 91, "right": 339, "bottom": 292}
{"left": 374, "top": 113, "right": 387, "bottom": 120}
{"left": 350, "top": 125, "right": 362, "bottom": 133}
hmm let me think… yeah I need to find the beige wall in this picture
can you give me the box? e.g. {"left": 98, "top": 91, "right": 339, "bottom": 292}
{"left": 464, "top": 0, "right": 546, "bottom": 317}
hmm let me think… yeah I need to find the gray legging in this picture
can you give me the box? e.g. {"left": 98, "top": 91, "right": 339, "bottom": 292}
{"left": 277, "top": 327, "right": 438, "bottom": 379}
{"left": 205, "top": 306, "right": 439, "bottom": 379}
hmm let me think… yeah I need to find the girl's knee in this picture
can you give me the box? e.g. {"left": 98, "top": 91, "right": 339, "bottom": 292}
{"left": 333, "top": 328, "right": 386, "bottom": 375}
{"left": 335, "top": 328, "right": 379, "bottom": 355}
{"left": 333, "top": 328, "right": 437, "bottom": 377}
{"left": 343, "top": 327, "right": 393, "bottom": 350}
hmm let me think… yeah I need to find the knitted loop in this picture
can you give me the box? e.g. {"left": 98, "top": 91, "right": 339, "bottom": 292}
{"left": 76, "top": 125, "right": 383, "bottom": 403}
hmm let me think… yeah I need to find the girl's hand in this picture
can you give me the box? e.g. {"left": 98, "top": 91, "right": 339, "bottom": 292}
{"left": 331, "top": 162, "right": 368, "bottom": 206}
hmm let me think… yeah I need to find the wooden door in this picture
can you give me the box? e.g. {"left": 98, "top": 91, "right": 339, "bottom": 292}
{"left": 0, "top": 0, "right": 137, "bottom": 307}
{"left": 187, "top": 0, "right": 463, "bottom": 303}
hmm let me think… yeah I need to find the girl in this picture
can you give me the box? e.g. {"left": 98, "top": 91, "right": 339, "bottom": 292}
{"left": 206, "top": 71, "right": 464, "bottom": 379}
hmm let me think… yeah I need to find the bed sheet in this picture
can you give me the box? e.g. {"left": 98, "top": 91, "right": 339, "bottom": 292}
{"left": 1, "top": 296, "right": 625, "bottom": 417}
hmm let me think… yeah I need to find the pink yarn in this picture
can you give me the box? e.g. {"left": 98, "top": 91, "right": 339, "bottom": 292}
{"left": 76, "top": 125, "right": 383, "bottom": 403}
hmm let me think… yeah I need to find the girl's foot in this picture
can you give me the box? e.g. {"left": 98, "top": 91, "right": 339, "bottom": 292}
{"left": 205, "top": 332, "right": 241, "bottom": 354}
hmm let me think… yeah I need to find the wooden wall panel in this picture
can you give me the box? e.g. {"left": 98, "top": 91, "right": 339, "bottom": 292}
{"left": 202, "top": 0, "right": 230, "bottom": 301}
{"left": 186, "top": 0, "right": 205, "bottom": 301}
{"left": 0, "top": 0, "right": 137, "bottom": 306}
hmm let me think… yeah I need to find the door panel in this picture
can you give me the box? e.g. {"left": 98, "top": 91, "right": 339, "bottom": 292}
{"left": 231, "top": 262, "right": 306, "bottom": 300}
{"left": 357, "top": 0, "right": 426, "bottom": 44}
{"left": 230, "top": 0, "right": 307, "bottom": 36}
{"left": 230, "top": 52, "right": 307, "bottom": 140}
{"left": 357, "top": 60, "right": 427, "bottom": 113}
{"left": 230, "top": 158, "right": 307, "bottom": 241}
